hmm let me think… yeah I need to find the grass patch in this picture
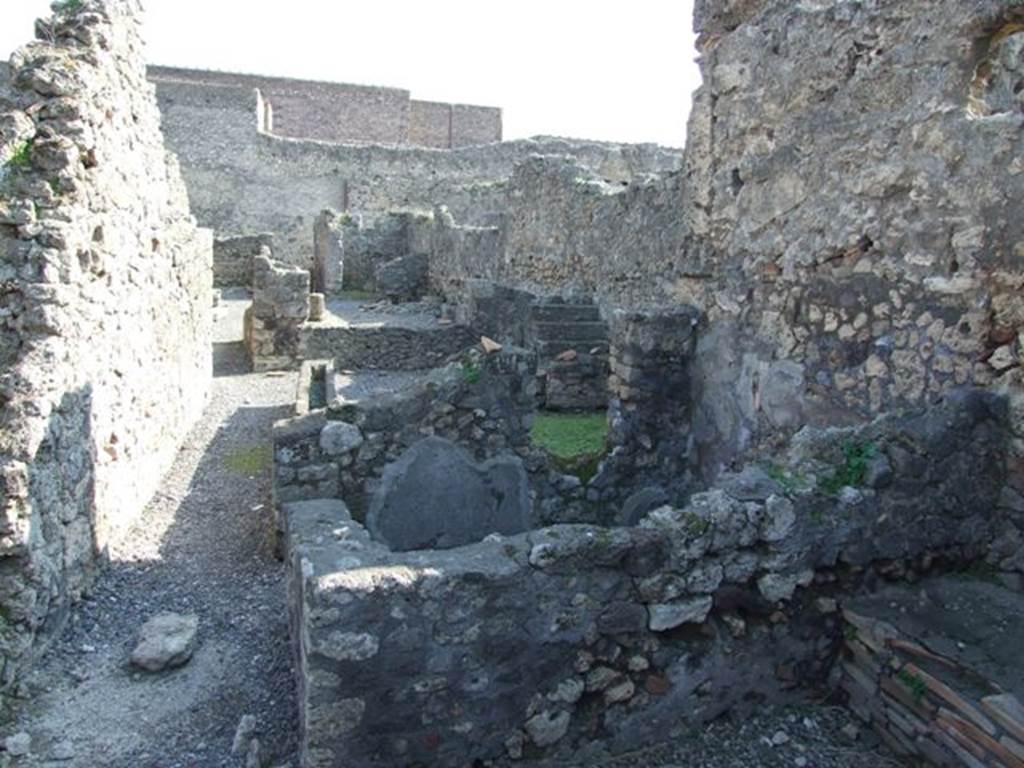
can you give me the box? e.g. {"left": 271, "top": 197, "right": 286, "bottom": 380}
{"left": 819, "top": 439, "right": 877, "bottom": 495}
{"left": 532, "top": 412, "right": 608, "bottom": 485}
{"left": 55, "top": 0, "right": 84, "bottom": 12}
{"left": 531, "top": 412, "right": 608, "bottom": 460}
{"left": 224, "top": 443, "right": 272, "bottom": 476}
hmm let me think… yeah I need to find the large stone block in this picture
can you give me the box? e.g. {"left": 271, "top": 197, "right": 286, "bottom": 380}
{"left": 366, "top": 437, "right": 531, "bottom": 551}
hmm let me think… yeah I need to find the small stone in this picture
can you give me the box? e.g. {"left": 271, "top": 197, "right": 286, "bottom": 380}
{"left": 5, "top": 733, "right": 30, "bottom": 757}
{"left": 504, "top": 731, "right": 525, "bottom": 760}
{"left": 480, "top": 336, "right": 503, "bottom": 354}
{"left": 627, "top": 655, "right": 650, "bottom": 672}
{"left": 722, "top": 613, "right": 747, "bottom": 637}
{"left": 585, "top": 666, "right": 620, "bottom": 692}
{"left": 838, "top": 486, "right": 864, "bottom": 505}
{"left": 841, "top": 722, "right": 861, "bottom": 741}
{"left": 758, "top": 570, "right": 813, "bottom": 603}
{"left": 51, "top": 741, "right": 74, "bottom": 761}
{"left": 648, "top": 596, "right": 713, "bottom": 631}
{"left": 761, "top": 495, "right": 796, "bottom": 542}
{"left": 319, "top": 421, "right": 364, "bottom": 456}
{"left": 814, "top": 597, "right": 838, "bottom": 614}
{"left": 990, "top": 344, "right": 1017, "bottom": 371}
{"left": 604, "top": 679, "right": 636, "bottom": 704}
{"left": 645, "top": 674, "right": 671, "bottom": 695}
{"left": 548, "top": 678, "right": 584, "bottom": 704}
{"left": 863, "top": 454, "right": 893, "bottom": 489}
{"left": 555, "top": 349, "right": 578, "bottom": 362}
{"left": 771, "top": 730, "right": 790, "bottom": 746}
{"left": 130, "top": 613, "right": 198, "bottom": 672}
{"left": 524, "top": 710, "right": 571, "bottom": 748}
{"left": 232, "top": 715, "right": 258, "bottom": 755}
{"left": 795, "top": 758, "right": 808, "bottom": 767}
{"left": 246, "top": 738, "right": 261, "bottom": 768}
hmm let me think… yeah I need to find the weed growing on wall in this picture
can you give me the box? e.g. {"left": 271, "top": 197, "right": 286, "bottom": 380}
{"left": 764, "top": 463, "right": 810, "bottom": 496}
{"left": 55, "top": 0, "right": 85, "bottom": 13}
{"left": 459, "top": 360, "right": 482, "bottom": 385}
{"left": 819, "top": 440, "right": 877, "bottom": 495}
{"left": 5, "top": 141, "right": 32, "bottom": 171}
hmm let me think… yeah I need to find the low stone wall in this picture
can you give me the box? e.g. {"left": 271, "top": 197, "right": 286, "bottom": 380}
{"left": 273, "top": 346, "right": 538, "bottom": 520}
{"left": 245, "top": 254, "right": 310, "bottom": 371}
{"left": 301, "top": 325, "right": 476, "bottom": 371}
{"left": 213, "top": 232, "right": 273, "bottom": 288}
{"left": 840, "top": 586, "right": 1024, "bottom": 767}
{"left": 283, "top": 388, "right": 1015, "bottom": 768}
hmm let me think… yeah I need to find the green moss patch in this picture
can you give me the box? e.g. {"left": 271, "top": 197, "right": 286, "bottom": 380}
{"left": 224, "top": 443, "right": 272, "bottom": 477}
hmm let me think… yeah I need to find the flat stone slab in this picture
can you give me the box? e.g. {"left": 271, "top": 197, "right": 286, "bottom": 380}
{"left": 367, "top": 436, "right": 531, "bottom": 551}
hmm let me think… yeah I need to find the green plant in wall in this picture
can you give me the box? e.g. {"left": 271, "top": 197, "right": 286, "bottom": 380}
{"left": 764, "top": 463, "right": 810, "bottom": 496}
{"left": 460, "top": 360, "right": 482, "bottom": 385}
{"left": 5, "top": 141, "right": 32, "bottom": 172}
{"left": 897, "top": 668, "right": 927, "bottom": 704}
{"left": 54, "top": 0, "right": 85, "bottom": 13}
{"left": 819, "top": 439, "right": 877, "bottom": 495}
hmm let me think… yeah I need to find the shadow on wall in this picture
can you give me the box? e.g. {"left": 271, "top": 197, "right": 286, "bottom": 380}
{"left": 2, "top": 385, "right": 98, "bottom": 683}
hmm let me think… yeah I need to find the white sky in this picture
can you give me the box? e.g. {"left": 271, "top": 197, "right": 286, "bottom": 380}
{"left": 2, "top": 1, "right": 701, "bottom": 148}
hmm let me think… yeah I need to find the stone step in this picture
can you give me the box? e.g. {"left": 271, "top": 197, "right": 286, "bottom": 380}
{"left": 536, "top": 339, "right": 610, "bottom": 358}
{"left": 532, "top": 304, "right": 603, "bottom": 323}
{"left": 533, "top": 321, "right": 609, "bottom": 343}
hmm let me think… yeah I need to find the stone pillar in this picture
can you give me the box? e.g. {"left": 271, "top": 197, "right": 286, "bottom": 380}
{"left": 313, "top": 209, "right": 345, "bottom": 295}
{"left": 245, "top": 254, "right": 310, "bottom": 371}
{"left": 595, "top": 307, "right": 700, "bottom": 521}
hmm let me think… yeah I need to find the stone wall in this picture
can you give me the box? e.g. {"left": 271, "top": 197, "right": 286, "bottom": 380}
{"left": 302, "top": 325, "right": 476, "bottom": 372}
{"left": 213, "top": 232, "right": 273, "bottom": 288}
{"left": 0, "top": 2, "right": 211, "bottom": 680}
{"left": 151, "top": 75, "right": 682, "bottom": 266}
{"left": 245, "top": 255, "right": 310, "bottom": 371}
{"left": 424, "top": 156, "right": 692, "bottom": 310}
{"left": 681, "top": 0, "right": 1024, "bottom": 478}
{"left": 148, "top": 66, "right": 501, "bottom": 148}
{"left": 273, "top": 346, "right": 537, "bottom": 520}
{"left": 284, "top": 388, "right": 1015, "bottom": 768}
{"left": 315, "top": 210, "right": 432, "bottom": 294}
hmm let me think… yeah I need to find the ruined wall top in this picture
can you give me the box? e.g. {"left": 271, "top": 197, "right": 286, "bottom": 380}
{"left": 148, "top": 65, "right": 502, "bottom": 148}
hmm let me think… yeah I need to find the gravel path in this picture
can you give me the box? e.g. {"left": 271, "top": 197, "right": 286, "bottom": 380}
{"left": 8, "top": 298, "right": 300, "bottom": 768}
{"left": 320, "top": 297, "right": 443, "bottom": 329}
{"left": 587, "top": 705, "right": 899, "bottom": 768}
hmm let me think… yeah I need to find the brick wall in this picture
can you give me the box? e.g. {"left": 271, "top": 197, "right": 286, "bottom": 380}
{"left": 148, "top": 66, "right": 501, "bottom": 147}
